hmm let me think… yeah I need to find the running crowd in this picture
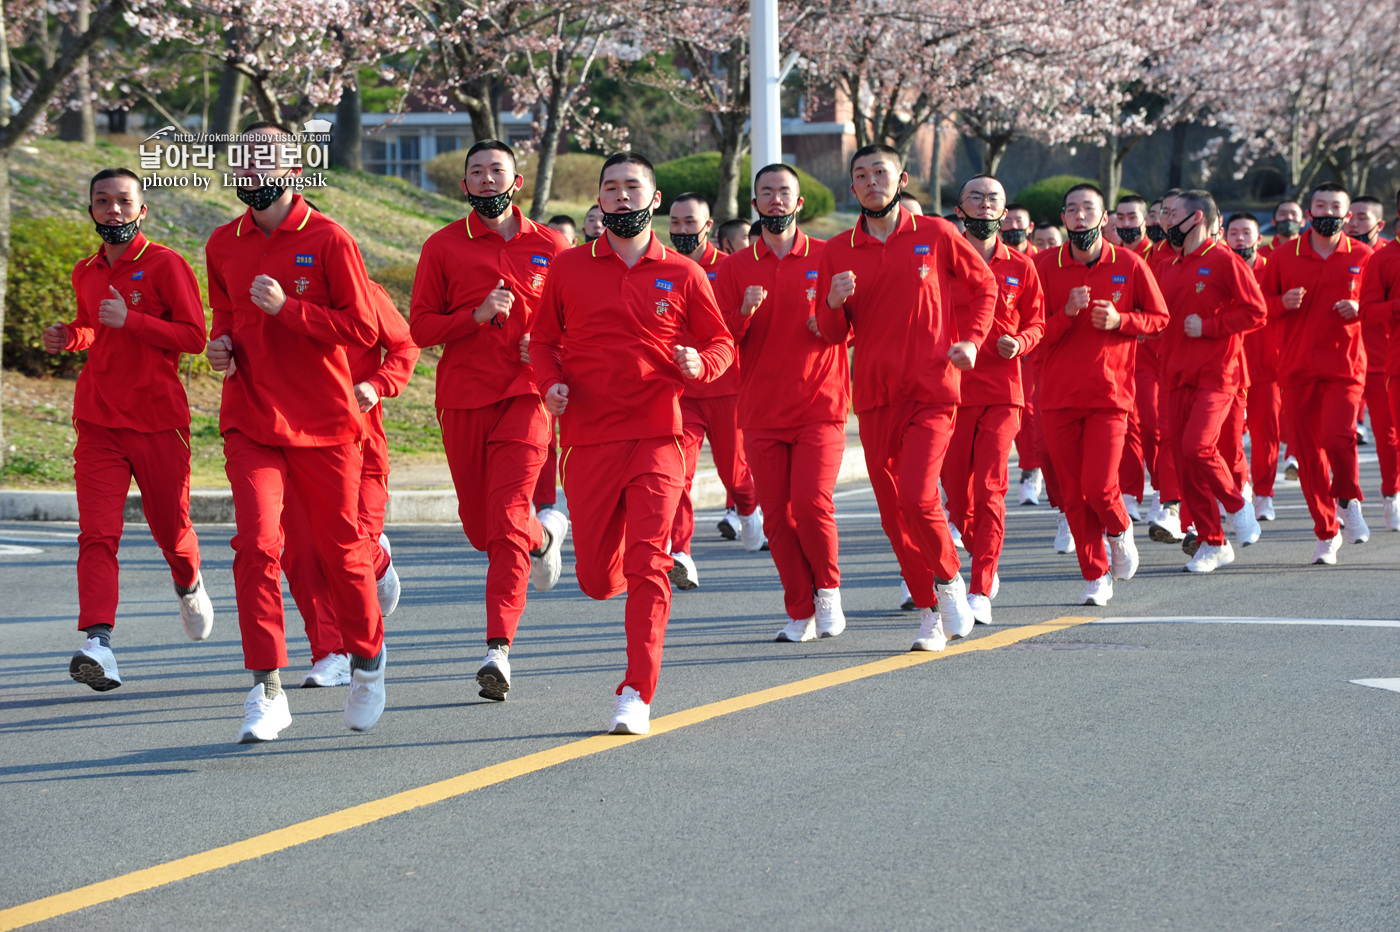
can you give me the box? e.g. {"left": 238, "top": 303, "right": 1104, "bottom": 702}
{"left": 46, "top": 123, "right": 1400, "bottom": 742}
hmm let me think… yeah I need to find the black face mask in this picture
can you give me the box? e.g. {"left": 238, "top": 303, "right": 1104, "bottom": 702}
{"left": 1145, "top": 223, "right": 1167, "bottom": 243}
{"left": 1274, "top": 219, "right": 1302, "bottom": 238}
{"left": 861, "top": 192, "right": 901, "bottom": 219}
{"left": 759, "top": 210, "right": 797, "bottom": 234}
{"left": 1166, "top": 218, "right": 1197, "bottom": 249}
{"left": 669, "top": 231, "right": 702, "bottom": 254}
{"left": 601, "top": 206, "right": 653, "bottom": 239}
{"left": 1117, "top": 225, "right": 1143, "bottom": 245}
{"left": 467, "top": 190, "right": 514, "bottom": 219}
{"left": 1310, "top": 215, "right": 1344, "bottom": 237}
{"left": 1232, "top": 245, "right": 1256, "bottom": 262}
{"left": 237, "top": 181, "right": 286, "bottom": 212}
{"left": 1067, "top": 227, "right": 1101, "bottom": 251}
{"left": 1000, "top": 228, "right": 1027, "bottom": 247}
{"left": 94, "top": 218, "right": 140, "bottom": 245}
{"left": 962, "top": 214, "right": 1002, "bottom": 240}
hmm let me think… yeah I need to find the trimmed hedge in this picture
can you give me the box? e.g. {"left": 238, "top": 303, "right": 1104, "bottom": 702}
{"left": 3, "top": 217, "right": 95, "bottom": 376}
{"left": 1013, "top": 175, "right": 1138, "bottom": 225}
{"left": 654, "top": 153, "right": 835, "bottom": 220}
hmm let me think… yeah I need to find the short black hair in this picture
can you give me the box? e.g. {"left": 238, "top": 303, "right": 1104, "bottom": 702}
{"left": 670, "top": 192, "right": 711, "bottom": 213}
{"left": 1033, "top": 221, "right": 1059, "bottom": 231}
{"left": 957, "top": 174, "right": 1000, "bottom": 201}
{"left": 89, "top": 167, "right": 143, "bottom": 202}
{"left": 465, "top": 139, "right": 517, "bottom": 175}
{"left": 1161, "top": 188, "right": 1184, "bottom": 200}
{"left": 1351, "top": 195, "right": 1384, "bottom": 213}
{"left": 1063, "top": 183, "right": 1105, "bottom": 209}
{"left": 1308, "top": 182, "right": 1350, "bottom": 207}
{"left": 717, "top": 217, "right": 749, "bottom": 247}
{"left": 753, "top": 162, "right": 800, "bottom": 189}
{"left": 749, "top": 220, "right": 763, "bottom": 236}
{"left": 1224, "top": 211, "right": 1259, "bottom": 231}
{"left": 849, "top": 143, "right": 902, "bottom": 177}
{"left": 898, "top": 191, "right": 922, "bottom": 206}
{"left": 1005, "top": 202, "right": 1030, "bottom": 216}
{"left": 548, "top": 214, "right": 576, "bottom": 227}
{"left": 242, "top": 119, "right": 294, "bottom": 136}
{"left": 1273, "top": 199, "right": 1302, "bottom": 216}
{"left": 1116, "top": 194, "right": 1149, "bottom": 211}
{"left": 1176, "top": 189, "right": 1219, "bottom": 229}
{"left": 585, "top": 204, "right": 602, "bottom": 216}
{"left": 599, "top": 151, "right": 656, "bottom": 193}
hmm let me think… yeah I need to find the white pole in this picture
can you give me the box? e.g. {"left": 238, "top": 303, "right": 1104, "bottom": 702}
{"left": 750, "top": 0, "right": 781, "bottom": 216}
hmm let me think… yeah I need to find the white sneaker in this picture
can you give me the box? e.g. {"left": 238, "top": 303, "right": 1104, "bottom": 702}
{"left": 1230, "top": 502, "right": 1262, "bottom": 546}
{"left": 967, "top": 593, "right": 992, "bottom": 625}
{"left": 344, "top": 648, "right": 387, "bottom": 732}
{"left": 301, "top": 652, "right": 351, "bottom": 687}
{"left": 1255, "top": 495, "right": 1276, "bottom": 521}
{"left": 1107, "top": 523, "right": 1139, "bottom": 580}
{"left": 775, "top": 616, "right": 816, "bottom": 642}
{"left": 1145, "top": 491, "right": 1163, "bottom": 525}
{"left": 476, "top": 647, "right": 511, "bottom": 701}
{"left": 949, "top": 521, "right": 966, "bottom": 551}
{"left": 1283, "top": 456, "right": 1299, "bottom": 481}
{"left": 177, "top": 572, "right": 214, "bottom": 641}
{"left": 610, "top": 686, "right": 650, "bottom": 735}
{"left": 69, "top": 637, "right": 121, "bottom": 691}
{"left": 1018, "top": 477, "right": 1041, "bottom": 506}
{"left": 378, "top": 532, "right": 392, "bottom": 558}
{"left": 1148, "top": 506, "right": 1185, "bottom": 543}
{"left": 738, "top": 508, "right": 767, "bottom": 552}
{"left": 1054, "top": 514, "right": 1075, "bottom": 553}
{"left": 936, "top": 574, "right": 975, "bottom": 640}
{"left": 1339, "top": 499, "right": 1370, "bottom": 544}
{"left": 910, "top": 608, "right": 947, "bottom": 652}
{"left": 377, "top": 562, "right": 401, "bottom": 617}
{"left": 668, "top": 551, "right": 699, "bottom": 590}
{"left": 1185, "top": 540, "right": 1235, "bottom": 573}
{"left": 814, "top": 588, "right": 845, "bottom": 637}
{"left": 1312, "top": 533, "right": 1343, "bottom": 565}
{"left": 1385, "top": 494, "right": 1400, "bottom": 532}
{"left": 1080, "top": 574, "right": 1113, "bottom": 606}
{"left": 237, "top": 683, "right": 291, "bottom": 743}
{"left": 531, "top": 507, "right": 569, "bottom": 591}
{"left": 717, "top": 508, "right": 740, "bottom": 540}
{"left": 989, "top": 571, "right": 1000, "bottom": 599}
{"left": 899, "top": 579, "right": 916, "bottom": 611}
{"left": 1358, "top": 422, "right": 1372, "bottom": 445}
{"left": 1123, "top": 494, "right": 1142, "bottom": 522}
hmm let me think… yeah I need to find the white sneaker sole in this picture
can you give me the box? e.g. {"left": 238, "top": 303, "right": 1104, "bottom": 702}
{"left": 476, "top": 663, "right": 510, "bottom": 701}
{"left": 69, "top": 653, "right": 120, "bottom": 691}
{"left": 668, "top": 563, "right": 698, "bottom": 591}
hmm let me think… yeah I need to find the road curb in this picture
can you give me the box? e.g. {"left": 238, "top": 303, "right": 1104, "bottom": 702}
{"left": 2, "top": 444, "right": 869, "bottom": 523}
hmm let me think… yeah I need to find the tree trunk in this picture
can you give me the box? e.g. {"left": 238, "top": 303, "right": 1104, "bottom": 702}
{"left": 211, "top": 59, "right": 245, "bottom": 137}
{"left": 930, "top": 114, "right": 943, "bottom": 215}
{"left": 57, "top": 0, "right": 95, "bottom": 144}
{"left": 530, "top": 80, "right": 565, "bottom": 223}
{"left": 1168, "top": 122, "right": 1187, "bottom": 189}
{"left": 331, "top": 82, "right": 362, "bottom": 171}
{"left": 715, "top": 112, "right": 745, "bottom": 224}
{"left": 457, "top": 75, "right": 503, "bottom": 144}
{"left": 1099, "top": 143, "right": 1122, "bottom": 208}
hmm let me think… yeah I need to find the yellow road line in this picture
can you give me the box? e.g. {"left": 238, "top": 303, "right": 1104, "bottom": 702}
{"left": 0, "top": 616, "right": 1092, "bottom": 930}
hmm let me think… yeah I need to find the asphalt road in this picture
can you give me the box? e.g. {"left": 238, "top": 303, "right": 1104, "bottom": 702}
{"left": 1, "top": 460, "right": 1398, "bottom": 930}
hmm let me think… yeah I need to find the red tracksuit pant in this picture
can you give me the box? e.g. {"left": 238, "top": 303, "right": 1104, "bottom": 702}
{"left": 224, "top": 431, "right": 382, "bottom": 670}
{"left": 1042, "top": 407, "right": 1130, "bottom": 580}
{"left": 1286, "top": 379, "right": 1364, "bottom": 539}
{"left": 1030, "top": 378, "right": 1062, "bottom": 511}
{"left": 1015, "top": 354, "right": 1041, "bottom": 472}
{"left": 1247, "top": 380, "right": 1281, "bottom": 497}
{"left": 1121, "top": 403, "right": 1145, "bottom": 503}
{"left": 439, "top": 396, "right": 548, "bottom": 645}
{"left": 1168, "top": 386, "right": 1246, "bottom": 547}
{"left": 1364, "top": 373, "right": 1399, "bottom": 497}
{"left": 670, "top": 394, "right": 758, "bottom": 554}
{"left": 943, "top": 404, "right": 1021, "bottom": 597}
{"left": 562, "top": 436, "right": 685, "bottom": 704}
{"left": 744, "top": 421, "right": 844, "bottom": 620}
{"left": 533, "top": 414, "right": 559, "bottom": 508}
{"left": 858, "top": 401, "right": 960, "bottom": 610}
{"left": 73, "top": 419, "right": 201, "bottom": 630}
{"left": 283, "top": 465, "right": 393, "bottom": 664}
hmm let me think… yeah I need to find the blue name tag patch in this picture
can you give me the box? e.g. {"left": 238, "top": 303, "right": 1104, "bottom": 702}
{"left": 1198, "top": 267, "right": 1211, "bottom": 275}
{"left": 914, "top": 245, "right": 930, "bottom": 255}
{"left": 1112, "top": 275, "right": 1127, "bottom": 283}
{"left": 655, "top": 279, "right": 673, "bottom": 292}
{"left": 295, "top": 254, "right": 314, "bottom": 266}
{"left": 1350, "top": 266, "right": 1362, "bottom": 274}
{"left": 531, "top": 255, "right": 549, "bottom": 267}
{"left": 1006, "top": 276, "right": 1020, "bottom": 286}
{"left": 131, "top": 271, "right": 144, "bottom": 280}
{"left": 707, "top": 271, "right": 717, "bottom": 280}
{"left": 806, "top": 270, "right": 818, "bottom": 279}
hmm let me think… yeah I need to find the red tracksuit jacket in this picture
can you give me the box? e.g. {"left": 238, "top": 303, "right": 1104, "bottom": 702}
{"left": 714, "top": 230, "right": 847, "bottom": 429}
{"left": 1360, "top": 239, "right": 1400, "bottom": 378}
{"left": 67, "top": 232, "right": 206, "bottom": 431}
{"left": 1156, "top": 241, "right": 1267, "bottom": 393}
{"left": 813, "top": 209, "right": 997, "bottom": 413}
{"left": 207, "top": 194, "right": 379, "bottom": 447}
{"left": 1033, "top": 242, "right": 1170, "bottom": 412}
{"left": 409, "top": 207, "right": 571, "bottom": 409}
{"left": 353, "top": 283, "right": 420, "bottom": 475}
{"left": 952, "top": 241, "right": 1045, "bottom": 408}
{"left": 1258, "top": 234, "right": 1373, "bottom": 387}
{"left": 680, "top": 240, "right": 737, "bottom": 399}
{"left": 529, "top": 232, "right": 735, "bottom": 447}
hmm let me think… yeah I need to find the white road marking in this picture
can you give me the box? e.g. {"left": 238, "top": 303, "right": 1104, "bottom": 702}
{"left": 1093, "top": 616, "right": 1400, "bottom": 628}
{"left": 0, "top": 544, "right": 43, "bottom": 556}
{"left": 1350, "top": 678, "right": 1400, "bottom": 693}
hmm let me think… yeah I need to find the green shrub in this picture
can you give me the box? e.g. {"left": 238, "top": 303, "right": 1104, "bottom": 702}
{"left": 3, "top": 217, "right": 95, "bottom": 376}
{"left": 653, "top": 153, "right": 835, "bottom": 221}
{"left": 1013, "top": 175, "right": 1138, "bottom": 225}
